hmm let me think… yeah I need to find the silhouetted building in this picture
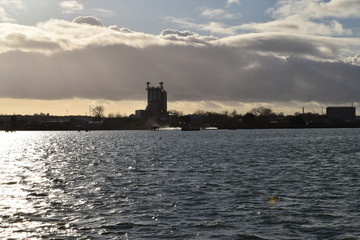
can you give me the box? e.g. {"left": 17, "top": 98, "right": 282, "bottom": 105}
{"left": 135, "top": 110, "right": 147, "bottom": 121}
{"left": 326, "top": 107, "right": 356, "bottom": 122}
{"left": 145, "top": 82, "right": 168, "bottom": 120}
{"left": 133, "top": 82, "right": 168, "bottom": 122}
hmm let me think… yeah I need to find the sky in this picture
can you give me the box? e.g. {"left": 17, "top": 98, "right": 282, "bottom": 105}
{"left": 0, "top": 0, "right": 360, "bottom": 116}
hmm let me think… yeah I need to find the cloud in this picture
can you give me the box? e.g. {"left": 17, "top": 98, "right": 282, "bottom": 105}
{"left": 346, "top": 54, "right": 360, "bottom": 66}
{"left": 0, "top": 0, "right": 24, "bottom": 23}
{"left": 59, "top": 0, "right": 84, "bottom": 14}
{"left": 0, "top": 17, "right": 359, "bottom": 106}
{"left": 0, "top": 7, "right": 15, "bottom": 22}
{"left": 269, "top": 0, "right": 360, "bottom": 19}
{"left": 226, "top": 0, "right": 241, "bottom": 7}
{"left": 72, "top": 16, "right": 103, "bottom": 26}
{"left": 108, "top": 25, "right": 132, "bottom": 33}
{"left": 0, "top": 0, "right": 24, "bottom": 9}
{"left": 258, "top": 0, "right": 360, "bottom": 36}
{"left": 161, "top": 29, "right": 194, "bottom": 38}
{"left": 58, "top": 1, "right": 115, "bottom": 17}
{"left": 160, "top": 29, "right": 217, "bottom": 46}
{"left": 240, "top": 16, "right": 352, "bottom": 36}
{"left": 170, "top": 15, "right": 350, "bottom": 36}
{"left": 166, "top": 0, "right": 241, "bottom": 35}
{"left": 220, "top": 33, "right": 354, "bottom": 61}
{"left": 167, "top": 16, "right": 241, "bottom": 35}
{"left": 200, "top": 8, "right": 238, "bottom": 20}
{"left": 169, "top": 0, "right": 359, "bottom": 37}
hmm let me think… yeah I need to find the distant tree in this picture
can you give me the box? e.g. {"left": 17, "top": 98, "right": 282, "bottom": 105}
{"left": 222, "top": 110, "right": 229, "bottom": 116}
{"left": 168, "top": 109, "right": 184, "bottom": 117}
{"left": 250, "top": 107, "right": 273, "bottom": 116}
{"left": 230, "top": 109, "right": 238, "bottom": 118}
{"left": 92, "top": 105, "right": 105, "bottom": 118}
{"left": 108, "top": 112, "right": 126, "bottom": 118}
{"left": 33, "top": 112, "right": 48, "bottom": 116}
{"left": 115, "top": 112, "right": 124, "bottom": 118}
{"left": 193, "top": 109, "right": 206, "bottom": 116}
{"left": 108, "top": 112, "right": 124, "bottom": 118}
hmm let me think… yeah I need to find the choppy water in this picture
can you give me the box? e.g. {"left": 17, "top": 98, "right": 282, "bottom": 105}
{"left": 1, "top": 129, "right": 360, "bottom": 239}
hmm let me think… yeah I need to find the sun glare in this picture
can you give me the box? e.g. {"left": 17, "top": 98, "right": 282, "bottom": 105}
{"left": 0, "top": 132, "right": 55, "bottom": 239}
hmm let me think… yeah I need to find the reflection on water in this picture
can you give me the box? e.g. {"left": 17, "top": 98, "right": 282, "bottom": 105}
{"left": 1, "top": 132, "right": 44, "bottom": 238}
{"left": 1, "top": 129, "right": 360, "bottom": 239}
{"left": 0, "top": 132, "right": 77, "bottom": 239}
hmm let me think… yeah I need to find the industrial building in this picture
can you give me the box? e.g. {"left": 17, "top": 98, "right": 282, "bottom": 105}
{"left": 326, "top": 107, "right": 356, "bottom": 122}
{"left": 134, "top": 82, "right": 168, "bottom": 122}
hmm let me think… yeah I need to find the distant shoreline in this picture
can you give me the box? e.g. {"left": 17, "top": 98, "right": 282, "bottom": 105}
{"left": 3, "top": 126, "right": 360, "bottom": 132}
{"left": 2, "top": 111, "right": 360, "bottom": 132}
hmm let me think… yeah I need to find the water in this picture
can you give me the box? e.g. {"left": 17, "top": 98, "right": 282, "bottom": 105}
{"left": 1, "top": 129, "right": 360, "bottom": 239}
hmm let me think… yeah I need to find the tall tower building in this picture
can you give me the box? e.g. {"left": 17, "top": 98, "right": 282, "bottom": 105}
{"left": 145, "top": 82, "right": 167, "bottom": 120}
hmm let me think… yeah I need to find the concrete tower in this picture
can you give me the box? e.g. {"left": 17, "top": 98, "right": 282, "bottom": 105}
{"left": 145, "top": 82, "right": 167, "bottom": 120}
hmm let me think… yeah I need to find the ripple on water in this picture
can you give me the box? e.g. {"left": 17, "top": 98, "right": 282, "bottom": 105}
{"left": 1, "top": 129, "right": 360, "bottom": 239}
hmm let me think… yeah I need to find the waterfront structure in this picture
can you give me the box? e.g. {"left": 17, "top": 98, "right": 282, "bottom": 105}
{"left": 135, "top": 110, "right": 147, "bottom": 121}
{"left": 133, "top": 82, "right": 168, "bottom": 122}
{"left": 146, "top": 82, "right": 167, "bottom": 120}
{"left": 326, "top": 107, "right": 356, "bottom": 122}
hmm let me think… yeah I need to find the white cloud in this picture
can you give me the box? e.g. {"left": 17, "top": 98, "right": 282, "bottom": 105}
{"left": 240, "top": 16, "right": 352, "bottom": 36}
{"left": 0, "top": 7, "right": 15, "bottom": 22}
{"left": 58, "top": 1, "right": 115, "bottom": 17}
{"left": 108, "top": 25, "right": 132, "bottom": 33}
{"left": 0, "top": 0, "right": 24, "bottom": 23}
{"left": 0, "top": 0, "right": 24, "bottom": 9}
{"left": 259, "top": 0, "right": 360, "bottom": 36}
{"left": 59, "top": 0, "right": 84, "bottom": 14}
{"left": 200, "top": 8, "right": 238, "bottom": 20}
{"left": 167, "top": 16, "right": 241, "bottom": 35}
{"left": 346, "top": 54, "right": 360, "bottom": 66}
{"left": 0, "top": 17, "right": 359, "bottom": 106}
{"left": 169, "top": 0, "right": 359, "bottom": 37}
{"left": 269, "top": 0, "right": 360, "bottom": 19}
{"left": 226, "top": 0, "right": 241, "bottom": 7}
{"left": 169, "top": 14, "right": 353, "bottom": 36}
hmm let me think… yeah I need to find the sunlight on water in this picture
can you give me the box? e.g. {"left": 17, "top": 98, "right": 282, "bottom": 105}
{"left": 1, "top": 129, "right": 360, "bottom": 239}
{"left": 1, "top": 133, "right": 33, "bottom": 238}
{"left": 0, "top": 132, "right": 70, "bottom": 239}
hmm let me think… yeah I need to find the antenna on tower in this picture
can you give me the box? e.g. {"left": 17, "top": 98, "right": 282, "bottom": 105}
{"left": 146, "top": 82, "right": 150, "bottom": 89}
{"left": 159, "top": 82, "right": 164, "bottom": 89}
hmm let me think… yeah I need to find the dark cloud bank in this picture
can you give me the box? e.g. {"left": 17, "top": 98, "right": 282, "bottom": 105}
{"left": 0, "top": 16, "right": 359, "bottom": 105}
